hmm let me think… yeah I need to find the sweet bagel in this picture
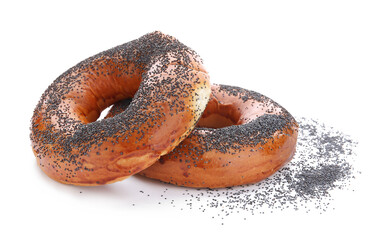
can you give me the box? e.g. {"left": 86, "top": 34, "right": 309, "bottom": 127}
{"left": 106, "top": 84, "right": 298, "bottom": 188}
{"left": 30, "top": 31, "right": 211, "bottom": 186}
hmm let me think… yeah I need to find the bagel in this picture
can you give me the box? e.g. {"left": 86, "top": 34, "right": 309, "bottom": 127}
{"left": 106, "top": 84, "right": 298, "bottom": 188}
{"left": 30, "top": 31, "right": 211, "bottom": 186}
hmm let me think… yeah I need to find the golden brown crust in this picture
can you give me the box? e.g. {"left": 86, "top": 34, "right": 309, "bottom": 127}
{"left": 107, "top": 84, "right": 298, "bottom": 188}
{"left": 30, "top": 31, "right": 211, "bottom": 185}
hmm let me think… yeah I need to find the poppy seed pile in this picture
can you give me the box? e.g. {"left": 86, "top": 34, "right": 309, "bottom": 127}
{"left": 132, "top": 117, "right": 358, "bottom": 221}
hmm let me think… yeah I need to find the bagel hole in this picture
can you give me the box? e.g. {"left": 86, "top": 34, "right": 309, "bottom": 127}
{"left": 102, "top": 98, "right": 133, "bottom": 119}
{"left": 97, "top": 105, "right": 112, "bottom": 120}
{"left": 196, "top": 101, "right": 240, "bottom": 129}
{"left": 197, "top": 114, "right": 236, "bottom": 129}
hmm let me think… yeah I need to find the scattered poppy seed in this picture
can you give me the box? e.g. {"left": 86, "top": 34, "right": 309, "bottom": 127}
{"left": 134, "top": 117, "right": 359, "bottom": 224}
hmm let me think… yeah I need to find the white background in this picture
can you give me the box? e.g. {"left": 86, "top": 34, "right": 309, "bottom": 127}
{"left": 1, "top": 0, "right": 377, "bottom": 239}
